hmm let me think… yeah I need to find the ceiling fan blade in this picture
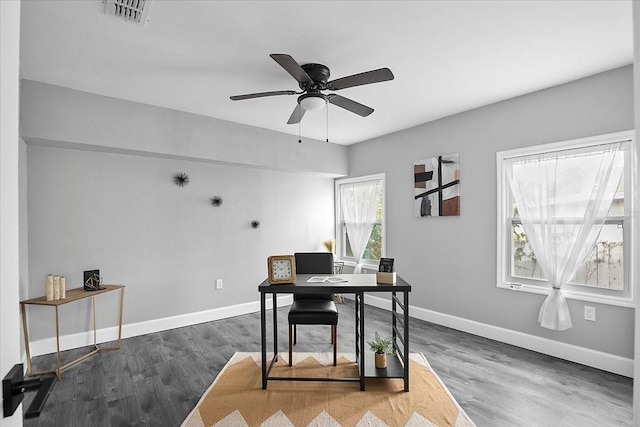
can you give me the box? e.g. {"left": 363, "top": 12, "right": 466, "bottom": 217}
{"left": 327, "top": 68, "right": 394, "bottom": 90}
{"left": 230, "top": 90, "right": 297, "bottom": 101}
{"left": 270, "top": 54, "right": 313, "bottom": 84}
{"left": 287, "top": 104, "right": 306, "bottom": 124}
{"left": 327, "top": 94, "right": 374, "bottom": 117}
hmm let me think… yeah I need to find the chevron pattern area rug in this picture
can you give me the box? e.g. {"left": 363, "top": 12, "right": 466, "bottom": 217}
{"left": 181, "top": 352, "right": 475, "bottom": 427}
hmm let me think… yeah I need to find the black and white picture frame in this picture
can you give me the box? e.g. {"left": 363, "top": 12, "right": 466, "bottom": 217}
{"left": 414, "top": 153, "right": 460, "bottom": 217}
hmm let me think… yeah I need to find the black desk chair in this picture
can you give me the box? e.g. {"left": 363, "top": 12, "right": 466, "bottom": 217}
{"left": 288, "top": 252, "right": 338, "bottom": 366}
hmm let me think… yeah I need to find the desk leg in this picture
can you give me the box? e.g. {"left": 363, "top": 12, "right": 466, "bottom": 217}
{"left": 260, "top": 292, "right": 267, "bottom": 389}
{"left": 354, "top": 294, "right": 359, "bottom": 364}
{"left": 404, "top": 291, "right": 410, "bottom": 392}
{"left": 358, "top": 292, "right": 366, "bottom": 391}
{"left": 391, "top": 291, "right": 397, "bottom": 345}
{"left": 272, "top": 293, "right": 278, "bottom": 361}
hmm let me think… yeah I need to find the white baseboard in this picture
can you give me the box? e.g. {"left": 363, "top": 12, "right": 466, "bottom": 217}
{"left": 355, "top": 293, "right": 633, "bottom": 378}
{"left": 26, "top": 294, "right": 294, "bottom": 358}
{"left": 27, "top": 293, "right": 632, "bottom": 378}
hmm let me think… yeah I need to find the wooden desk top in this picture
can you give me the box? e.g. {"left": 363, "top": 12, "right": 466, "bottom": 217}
{"left": 21, "top": 284, "right": 124, "bottom": 306}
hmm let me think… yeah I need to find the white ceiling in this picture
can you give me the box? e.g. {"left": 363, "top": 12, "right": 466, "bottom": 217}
{"left": 19, "top": 1, "right": 633, "bottom": 145}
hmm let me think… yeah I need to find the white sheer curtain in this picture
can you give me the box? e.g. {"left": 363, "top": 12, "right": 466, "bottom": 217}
{"left": 505, "top": 143, "right": 623, "bottom": 330}
{"left": 340, "top": 179, "right": 382, "bottom": 273}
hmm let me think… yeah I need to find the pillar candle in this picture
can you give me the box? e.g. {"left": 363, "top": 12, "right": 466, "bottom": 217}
{"left": 46, "top": 274, "right": 54, "bottom": 301}
{"left": 60, "top": 276, "right": 66, "bottom": 299}
{"left": 53, "top": 275, "right": 61, "bottom": 300}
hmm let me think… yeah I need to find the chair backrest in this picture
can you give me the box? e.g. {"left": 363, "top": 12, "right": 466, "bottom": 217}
{"left": 294, "top": 252, "right": 334, "bottom": 301}
{"left": 294, "top": 252, "right": 334, "bottom": 274}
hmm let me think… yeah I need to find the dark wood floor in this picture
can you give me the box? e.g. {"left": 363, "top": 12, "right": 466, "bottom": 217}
{"left": 22, "top": 300, "right": 632, "bottom": 426}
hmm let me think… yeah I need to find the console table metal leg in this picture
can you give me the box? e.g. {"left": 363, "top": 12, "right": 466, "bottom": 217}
{"left": 115, "top": 287, "right": 124, "bottom": 347}
{"left": 92, "top": 296, "right": 97, "bottom": 346}
{"left": 54, "top": 306, "right": 61, "bottom": 380}
{"left": 93, "top": 287, "right": 124, "bottom": 352}
{"left": 22, "top": 305, "right": 33, "bottom": 376}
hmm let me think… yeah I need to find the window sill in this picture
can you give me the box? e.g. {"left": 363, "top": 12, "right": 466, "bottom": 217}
{"left": 336, "top": 259, "right": 380, "bottom": 273}
{"left": 497, "top": 282, "right": 635, "bottom": 308}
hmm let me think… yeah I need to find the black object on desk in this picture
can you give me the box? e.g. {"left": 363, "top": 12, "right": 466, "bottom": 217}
{"left": 378, "top": 257, "right": 394, "bottom": 272}
{"left": 259, "top": 273, "right": 411, "bottom": 391}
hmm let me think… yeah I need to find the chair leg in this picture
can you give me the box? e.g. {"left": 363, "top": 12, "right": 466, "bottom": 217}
{"left": 294, "top": 324, "right": 297, "bottom": 345}
{"left": 289, "top": 323, "right": 336, "bottom": 367}
{"left": 289, "top": 323, "right": 293, "bottom": 367}
{"left": 332, "top": 325, "right": 337, "bottom": 366}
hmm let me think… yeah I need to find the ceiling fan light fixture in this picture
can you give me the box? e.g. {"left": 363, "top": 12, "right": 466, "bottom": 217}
{"left": 232, "top": 54, "right": 394, "bottom": 125}
{"left": 299, "top": 93, "right": 327, "bottom": 111}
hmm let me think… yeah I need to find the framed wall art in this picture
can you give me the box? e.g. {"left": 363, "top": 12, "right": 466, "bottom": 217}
{"left": 413, "top": 153, "right": 460, "bottom": 217}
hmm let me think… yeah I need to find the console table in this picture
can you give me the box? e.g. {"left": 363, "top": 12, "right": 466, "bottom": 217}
{"left": 258, "top": 274, "right": 411, "bottom": 391}
{"left": 20, "top": 284, "right": 125, "bottom": 380}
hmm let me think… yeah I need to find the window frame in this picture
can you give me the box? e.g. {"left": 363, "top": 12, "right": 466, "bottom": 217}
{"left": 496, "top": 130, "right": 635, "bottom": 307}
{"left": 335, "top": 173, "right": 386, "bottom": 270}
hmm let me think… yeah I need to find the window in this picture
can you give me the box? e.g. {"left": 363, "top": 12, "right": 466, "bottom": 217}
{"left": 335, "top": 174, "right": 385, "bottom": 271}
{"left": 497, "top": 131, "right": 635, "bottom": 306}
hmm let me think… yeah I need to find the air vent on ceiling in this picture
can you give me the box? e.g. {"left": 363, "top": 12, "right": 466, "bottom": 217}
{"left": 104, "top": 0, "right": 152, "bottom": 25}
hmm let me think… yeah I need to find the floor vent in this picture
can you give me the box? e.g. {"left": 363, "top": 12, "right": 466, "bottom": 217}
{"left": 104, "top": 0, "right": 152, "bottom": 25}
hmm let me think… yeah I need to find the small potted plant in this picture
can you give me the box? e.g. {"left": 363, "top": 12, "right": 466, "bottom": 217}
{"left": 367, "top": 332, "right": 394, "bottom": 369}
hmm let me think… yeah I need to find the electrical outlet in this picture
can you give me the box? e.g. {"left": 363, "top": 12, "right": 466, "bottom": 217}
{"left": 216, "top": 279, "right": 223, "bottom": 290}
{"left": 584, "top": 305, "right": 596, "bottom": 322}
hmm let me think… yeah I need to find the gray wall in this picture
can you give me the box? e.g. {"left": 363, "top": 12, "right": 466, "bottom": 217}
{"left": 21, "top": 81, "right": 344, "bottom": 341}
{"left": 348, "top": 65, "right": 635, "bottom": 359}
{"left": 20, "top": 80, "right": 348, "bottom": 176}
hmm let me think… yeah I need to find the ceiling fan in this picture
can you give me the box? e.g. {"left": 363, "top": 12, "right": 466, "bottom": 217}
{"left": 230, "top": 54, "right": 394, "bottom": 124}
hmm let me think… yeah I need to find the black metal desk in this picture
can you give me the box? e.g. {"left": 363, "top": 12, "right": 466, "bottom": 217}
{"left": 258, "top": 273, "right": 411, "bottom": 391}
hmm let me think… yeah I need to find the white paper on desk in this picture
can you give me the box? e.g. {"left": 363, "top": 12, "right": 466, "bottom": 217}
{"left": 306, "top": 276, "right": 348, "bottom": 283}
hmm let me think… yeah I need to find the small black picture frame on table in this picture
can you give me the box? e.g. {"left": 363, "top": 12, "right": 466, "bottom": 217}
{"left": 83, "top": 269, "right": 103, "bottom": 291}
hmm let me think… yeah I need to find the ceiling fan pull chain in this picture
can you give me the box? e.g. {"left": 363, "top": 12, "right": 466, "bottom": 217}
{"left": 326, "top": 104, "right": 329, "bottom": 143}
{"left": 298, "top": 110, "right": 302, "bottom": 143}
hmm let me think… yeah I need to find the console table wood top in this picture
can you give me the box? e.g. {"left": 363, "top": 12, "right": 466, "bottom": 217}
{"left": 21, "top": 284, "right": 124, "bottom": 306}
